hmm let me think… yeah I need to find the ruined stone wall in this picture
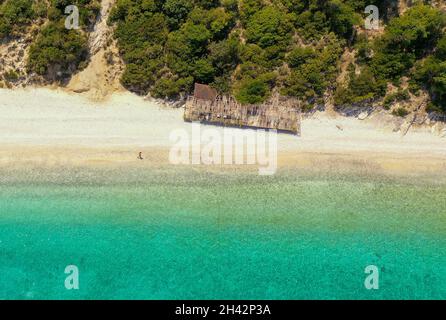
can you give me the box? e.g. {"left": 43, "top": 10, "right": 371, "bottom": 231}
{"left": 184, "top": 95, "right": 302, "bottom": 135}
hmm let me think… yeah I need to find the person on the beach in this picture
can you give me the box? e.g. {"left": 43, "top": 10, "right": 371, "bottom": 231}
{"left": 138, "top": 152, "right": 143, "bottom": 160}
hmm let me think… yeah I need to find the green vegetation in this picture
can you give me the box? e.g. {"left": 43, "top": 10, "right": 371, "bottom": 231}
{"left": 284, "top": 34, "right": 344, "bottom": 108}
{"left": 334, "top": 65, "right": 381, "bottom": 106}
{"left": 1, "top": 0, "right": 442, "bottom": 116}
{"left": 108, "top": 0, "right": 237, "bottom": 97}
{"left": 27, "top": 0, "right": 100, "bottom": 79}
{"left": 371, "top": 4, "right": 445, "bottom": 84}
{"left": 411, "top": 34, "right": 446, "bottom": 113}
{"left": 107, "top": 1, "right": 446, "bottom": 114}
{"left": 108, "top": 0, "right": 355, "bottom": 103}
{"left": 3, "top": 69, "right": 20, "bottom": 82}
{"left": 383, "top": 90, "right": 410, "bottom": 110}
{"left": 392, "top": 107, "right": 409, "bottom": 117}
{"left": 0, "top": 0, "right": 40, "bottom": 39}
{"left": 28, "top": 21, "right": 89, "bottom": 76}
{"left": 291, "top": 0, "right": 361, "bottom": 41}
{"left": 337, "top": 3, "right": 446, "bottom": 113}
{"left": 48, "top": 0, "right": 101, "bottom": 27}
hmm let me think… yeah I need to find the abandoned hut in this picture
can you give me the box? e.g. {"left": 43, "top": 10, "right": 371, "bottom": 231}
{"left": 184, "top": 83, "right": 302, "bottom": 135}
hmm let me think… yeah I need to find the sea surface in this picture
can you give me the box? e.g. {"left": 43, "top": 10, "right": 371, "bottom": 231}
{"left": 0, "top": 166, "right": 445, "bottom": 300}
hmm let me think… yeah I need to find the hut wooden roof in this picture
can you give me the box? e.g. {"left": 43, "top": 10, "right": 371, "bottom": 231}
{"left": 194, "top": 83, "right": 218, "bottom": 101}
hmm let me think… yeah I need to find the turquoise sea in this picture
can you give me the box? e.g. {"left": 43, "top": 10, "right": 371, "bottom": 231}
{"left": 0, "top": 166, "right": 445, "bottom": 300}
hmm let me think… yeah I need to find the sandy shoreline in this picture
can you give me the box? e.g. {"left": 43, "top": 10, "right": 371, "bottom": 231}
{"left": 0, "top": 88, "right": 445, "bottom": 175}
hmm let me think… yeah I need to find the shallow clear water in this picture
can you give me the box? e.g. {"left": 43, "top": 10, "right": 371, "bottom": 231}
{"left": 0, "top": 167, "right": 445, "bottom": 299}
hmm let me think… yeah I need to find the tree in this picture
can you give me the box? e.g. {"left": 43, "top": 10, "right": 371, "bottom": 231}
{"left": 412, "top": 35, "right": 446, "bottom": 112}
{"left": 287, "top": 47, "right": 315, "bottom": 68}
{"left": 235, "top": 77, "right": 270, "bottom": 104}
{"left": 162, "top": 0, "right": 193, "bottom": 30}
{"left": 245, "top": 6, "right": 292, "bottom": 51}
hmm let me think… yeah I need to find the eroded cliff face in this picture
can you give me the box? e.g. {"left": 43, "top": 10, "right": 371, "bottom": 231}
{"left": 0, "top": 0, "right": 124, "bottom": 100}
{"left": 66, "top": 0, "right": 125, "bottom": 101}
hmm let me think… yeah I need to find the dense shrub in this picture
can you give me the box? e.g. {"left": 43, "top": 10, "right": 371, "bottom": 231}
{"left": 27, "top": 0, "right": 100, "bottom": 79}
{"left": 382, "top": 90, "right": 410, "bottom": 110}
{"left": 107, "top": 0, "right": 446, "bottom": 112}
{"left": 290, "top": 0, "right": 361, "bottom": 41}
{"left": 334, "top": 66, "right": 382, "bottom": 106}
{"left": 340, "top": 4, "right": 446, "bottom": 111}
{"left": 412, "top": 35, "right": 446, "bottom": 113}
{"left": 392, "top": 107, "right": 409, "bottom": 117}
{"left": 0, "top": 0, "right": 39, "bottom": 39}
{"left": 370, "top": 4, "right": 446, "bottom": 84}
{"left": 49, "top": 0, "right": 101, "bottom": 28}
{"left": 28, "top": 21, "right": 88, "bottom": 76}
{"left": 283, "top": 34, "right": 344, "bottom": 105}
{"left": 3, "top": 69, "right": 20, "bottom": 82}
{"left": 109, "top": 0, "right": 237, "bottom": 98}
